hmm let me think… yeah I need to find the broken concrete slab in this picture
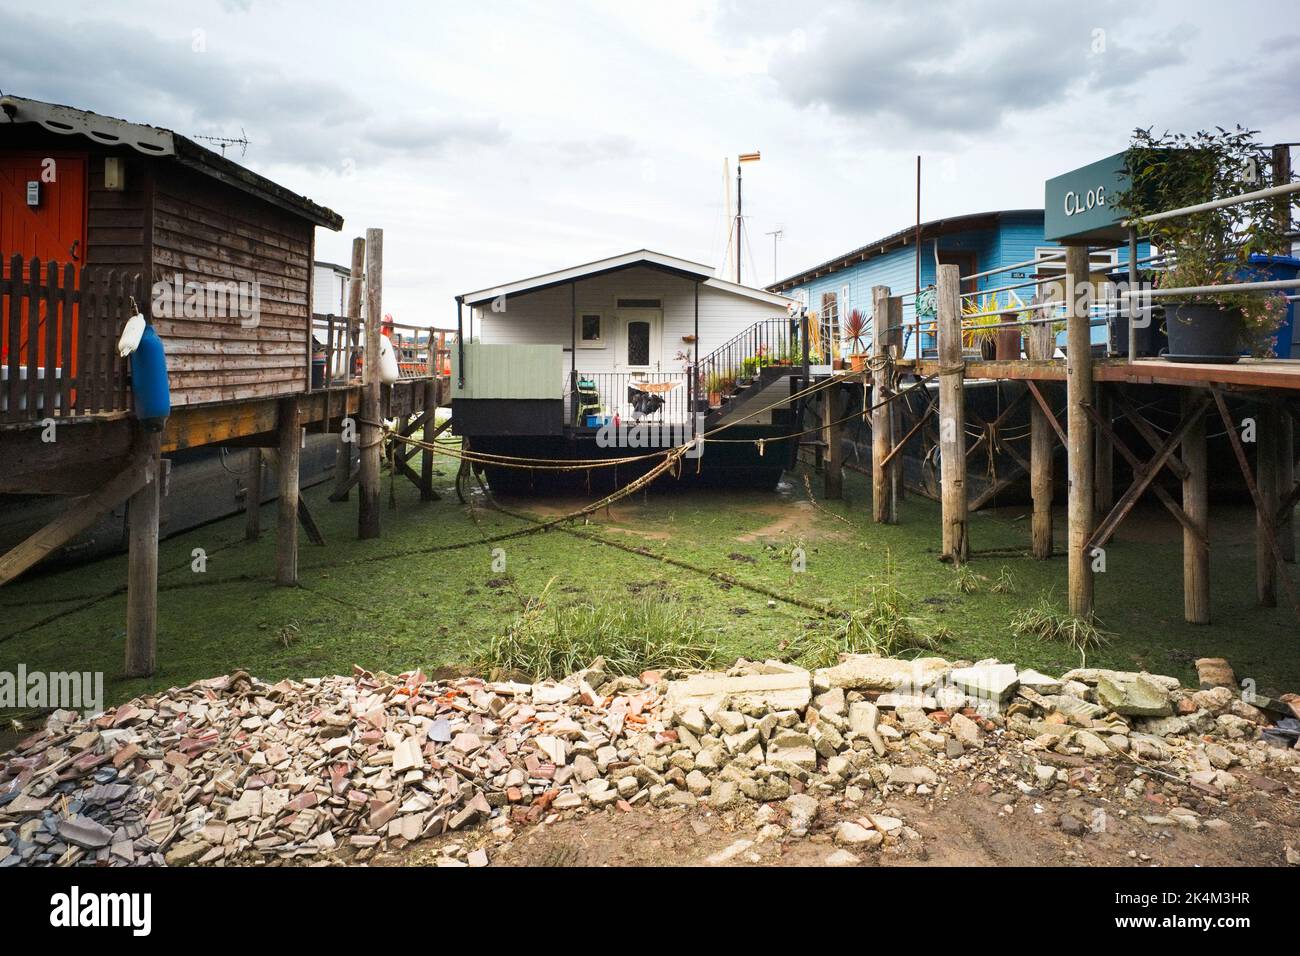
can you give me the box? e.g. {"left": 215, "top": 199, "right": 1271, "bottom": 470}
{"left": 665, "top": 670, "right": 811, "bottom": 717}
{"left": 813, "top": 656, "right": 950, "bottom": 693}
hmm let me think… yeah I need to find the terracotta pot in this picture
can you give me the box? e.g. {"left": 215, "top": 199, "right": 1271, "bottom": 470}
{"left": 708, "top": 391, "right": 721, "bottom": 406}
{"left": 994, "top": 327, "right": 1021, "bottom": 361}
{"left": 850, "top": 353, "right": 867, "bottom": 372}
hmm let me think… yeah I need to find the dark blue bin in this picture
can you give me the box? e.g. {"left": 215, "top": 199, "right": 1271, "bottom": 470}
{"left": 1244, "top": 254, "right": 1300, "bottom": 358}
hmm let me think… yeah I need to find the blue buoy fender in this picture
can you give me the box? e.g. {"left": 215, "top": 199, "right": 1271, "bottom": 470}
{"left": 131, "top": 324, "right": 171, "bottom": 431}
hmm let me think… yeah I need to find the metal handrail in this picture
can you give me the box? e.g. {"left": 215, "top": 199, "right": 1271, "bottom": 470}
{"left": 1128, "top": 179, "right": 1300, "bottom": 225}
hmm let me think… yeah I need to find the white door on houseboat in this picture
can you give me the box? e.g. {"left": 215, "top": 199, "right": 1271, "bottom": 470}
{"left": 614, "top": 308, "right": 661, "bottom": 371}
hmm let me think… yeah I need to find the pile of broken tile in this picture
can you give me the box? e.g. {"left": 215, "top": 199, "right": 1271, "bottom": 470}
{"left": 2, "top": 653, "right": 1297, "bottom": 867}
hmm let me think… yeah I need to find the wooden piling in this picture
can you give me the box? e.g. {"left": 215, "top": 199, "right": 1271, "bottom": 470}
{"left": 1280, "top": 408, "right": 1295, "bottom": 563}
{"left": 244, "top": 448, "right": 262, "bottom": 541}
{"left": 125, "top": 433, "right": 161, "bottom": 678}
{"left": 936, "top": 264, "right": 968, "bottom": 562}
{"left": 333, "top": 238, "right": 366, "bottom": 503}
{"left": 1181, "top": 389, "right": 1209, "bottom": 624}
{"left": 823, "top": 384, "right": 843, "bottom": 499}
{"left": 888, "top": 295, "right": 905, "bottom": 507}
{"left": 870, "top": 285, "right": 894, "bottom": 523}
{"left": 1094, "top": 384, "right": 1114, "bottom": 521}
{"left": 1257, "top": 401, "right": 1280, "bottom": 607}
{"left": 1027, "top": 324, "right": 1054, "bottom": 559}
{"left": 276, "top": 398, "right": 301, "bottom": 587}
{"left": 1065, "top": 246, "right": 1095, "bottom": 618}
{"left": 359, "top": 229, "right": 383, "bottom": 539}
{"left": 421, "top": 378, "right": 438, "bottom": 501}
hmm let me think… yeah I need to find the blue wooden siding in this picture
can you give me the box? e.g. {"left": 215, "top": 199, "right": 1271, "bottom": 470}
{"left": 787, "top": 211, "right": 1152, "bottom": 356}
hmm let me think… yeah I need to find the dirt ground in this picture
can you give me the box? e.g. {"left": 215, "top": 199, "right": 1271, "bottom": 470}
{"left": 375, "top": 756, "right": 1300, "bottom": 868}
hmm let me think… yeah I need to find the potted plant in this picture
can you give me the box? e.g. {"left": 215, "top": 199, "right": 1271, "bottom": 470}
{"left": 1114, "top": 127, "right": 1292, "bottom": 363}
{"left": 843, "top": 308, "right": 869, "bottom": 371}
{"left": 963, "top": 293, "right": 1020, "bottom": 360}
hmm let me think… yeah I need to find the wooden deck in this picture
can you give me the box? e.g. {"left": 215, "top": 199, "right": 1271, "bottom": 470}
{"left": 913, "top": 357, "right": 1300, "bottom": 391}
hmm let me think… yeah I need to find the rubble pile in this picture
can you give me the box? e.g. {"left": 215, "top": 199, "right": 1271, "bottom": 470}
{"left": 2, "top": 652, "right": 1298, "bottom": 867}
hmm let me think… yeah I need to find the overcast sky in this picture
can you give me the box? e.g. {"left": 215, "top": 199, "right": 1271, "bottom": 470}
{"left": 3, "top": 0, "right": 1296, "bottom": 324}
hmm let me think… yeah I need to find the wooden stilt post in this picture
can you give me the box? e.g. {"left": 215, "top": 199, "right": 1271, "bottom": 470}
{"left": 245, "top": 448, "right": 262, "bottom": 541}
{"left": 421, "top": 378, "right": 438, "bottom": 501}
{"left": 1257, "top": 401, "right": 1280, "bottom": 607}
{"left": 823, "top": 384, "right": 843, "bottom": 499}
{"left": 1094, "top": 384, "right": 1114, "bottom": 521}
{"left": 1065, "top": 245, "right": 1095, "bottom": 618}
{"left": 125, "top": 433, "right": 161, "bottom": 678}
{"left": 870, "top": 285, "right": 894, "bottom": 523}
{"left": 936, "top": 264, "right": 968, "bottom": 562}
{"left": 888, "top": 295, "right": 905, "bottom": 506}
{"left": 1181, "top": 389, "right": 1210, "bottom": 624}
{"left": 1027, "top": 321, "right": 1054, "bottom": 559}
{"left": 359, "top": 228, "right": 383, "bottom": 540}
{"left": 1280, "top": 408, "right": 1295, "bottom": 563}
{"left": 331, "top": 238, "right": 367, "bottom": 503}
{"left": 276, "top": 398, "right": 301, "bottom": 587}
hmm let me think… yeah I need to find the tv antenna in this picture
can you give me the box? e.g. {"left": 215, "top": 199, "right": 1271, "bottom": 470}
{"left": 193, "top": 128, "right": 249, "bottom": 158}
{"left": 765, "top": 224, "right": 784, "bottom": 283}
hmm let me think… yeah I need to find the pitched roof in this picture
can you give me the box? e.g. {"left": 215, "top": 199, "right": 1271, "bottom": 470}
{"left": 767, "top": 209, "right": 1044, "bottom": 292}
{"left": 0, "top": 94, "right": 343, "bottom": 230}
{"left": 459, "top": 249, "right": 793, "bottom": 307}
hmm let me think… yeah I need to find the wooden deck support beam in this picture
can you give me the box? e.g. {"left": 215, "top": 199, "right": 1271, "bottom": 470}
{"left": 124, "top": 433, "right": 162, "bottom": 678}
{"left": 1180, "top": 389, "right": 1210, "bottom": 624}
{"left": 936, "top": 264, "right": 968, "bottom": 562}
{"left": 244, "top": 448, "right": 262, "bottom": 541}
{"left": 1212, "top": 388, "right": 1300, "bottom": 620}
{"left": 421, "top": 378, "right": 439, "bottom": 501}
{"left": 1094, "top": 384, "right": 1114, "bottom": 521}
{"left": 1064, "top": 246, "right": 1095, "bottom": 618}
{"left": 821, "top": 386, "right": 843, "bottom": 499}
{"left": 359, "top": 230, "right": 383, "bottom": 540}
{"left": 1257, "top": 401, "right": 1280, "bottom": 607}
{"left": 1026, "top": 326, "right": 1055, "bottom": 558}
{"left": 332, "top": 237, "right": 367, "bottom": 504}
{"left": 0, "top": 443, "right": 152, "bottom": 586}
{"left": 870, "top": 285, "right": 895, "bottom": 523}
{"left": 276, "top": 399, "right": 301, "bottom": 587}
{"left": 1280, "top": 408, "right": 1295, "bottom": 563}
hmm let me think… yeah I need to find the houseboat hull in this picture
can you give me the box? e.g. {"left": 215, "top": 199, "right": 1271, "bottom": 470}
{"left": 466, "top": 425, "right": 793, "bottom": 496}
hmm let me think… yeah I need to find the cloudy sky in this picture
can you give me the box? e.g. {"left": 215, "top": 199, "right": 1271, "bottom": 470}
{"left": 3, "top": 0, "right": 1296, "bottom": 323}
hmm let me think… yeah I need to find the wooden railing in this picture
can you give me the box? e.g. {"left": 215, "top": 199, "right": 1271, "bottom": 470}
{"left": 310, "top": 314, "right": 454, "bottom": 389}
{"left": 2, "top": 253, "right": 139, "bottom": 423}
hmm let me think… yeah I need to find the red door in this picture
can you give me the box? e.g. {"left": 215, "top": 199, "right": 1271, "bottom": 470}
{"left": 0, "top": 152, "right": 88, "bottom": 370}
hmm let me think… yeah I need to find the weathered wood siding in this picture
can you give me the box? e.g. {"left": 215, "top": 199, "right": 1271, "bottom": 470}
{"left": 151, "top": 165, "right": 313, "bottom": 406}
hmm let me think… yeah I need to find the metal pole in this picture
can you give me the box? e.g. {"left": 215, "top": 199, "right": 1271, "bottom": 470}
{"left": 455, "top": 297, "right": 465, "bottom": 388}
{"left": 1127, "top": 227, "right": 1138, "bottom": 364}
{"left": 914, "top": 155, "right": 921, "bottom": 358}
{"left": 736, "top": 163, "right": 742, "bottom": 285}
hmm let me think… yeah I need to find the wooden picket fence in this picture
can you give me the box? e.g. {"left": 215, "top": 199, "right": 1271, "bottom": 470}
{"left": 1, "top": 253, "right": 141, "bottom": 423}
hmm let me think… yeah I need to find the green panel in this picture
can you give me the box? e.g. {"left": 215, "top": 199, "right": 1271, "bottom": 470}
{"left": 451, "top": 343, "right": 563, "bottom": 399}
{"left": 1044, "top": 151, "right": 1130, "bottom": 243}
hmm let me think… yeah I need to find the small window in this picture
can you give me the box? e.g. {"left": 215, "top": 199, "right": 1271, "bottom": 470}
{"left": 616, "top": 298, "right": 661, "bottom": 309}
{"left": 577, "top": 312, "right": 604, "bottom": 348}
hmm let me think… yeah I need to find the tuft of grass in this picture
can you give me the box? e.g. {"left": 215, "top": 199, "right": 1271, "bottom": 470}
{"left": 479, "top": 579, "right": 716, "bottom": 680}
{"left": 1010, "top": 593, "right": 1111, "bottom": 664}
{"left": 791, "top": 563, "right": 942, "bottom": 668}
{"left": 992, "top": 567, "right": 1017, "bottom": 595}
{"left": 954, "top": 565, "right": 985, "bottom": 595}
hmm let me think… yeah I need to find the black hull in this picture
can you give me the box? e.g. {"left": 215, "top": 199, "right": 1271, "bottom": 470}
{"left": 468, "top": 426, "right": 793, "bottom": 496}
